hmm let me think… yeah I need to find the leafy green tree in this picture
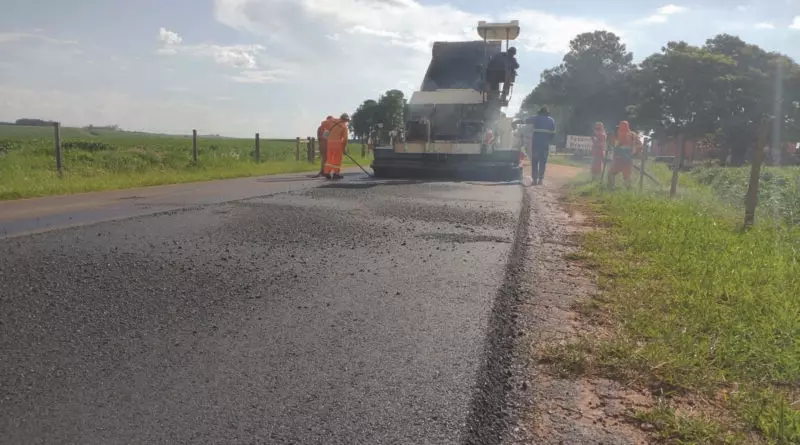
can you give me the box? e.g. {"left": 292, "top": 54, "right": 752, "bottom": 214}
{"left": 351, "top": 99, "right": 380, "bottom": 140}
{"left": 376, "top": 89, "right": 406, "bottom": 140}
{"left": 785, "top": 64, "right": 800, "bottom": 144}
{"left": 351, "top": 89, "right": 406, "bottom": 142}
{"left": 703, "top": 34, "right": 782, "bottom": 164}
{"left": 520, "top": 30, "right": 636, "bottom": 136}
{"left": 633, "top": 41, "right": 734, "bottom": 144}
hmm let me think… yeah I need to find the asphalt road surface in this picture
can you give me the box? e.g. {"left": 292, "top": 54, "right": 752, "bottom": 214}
{"left": 0, "top": 171, "right": 526, "bottom": 444}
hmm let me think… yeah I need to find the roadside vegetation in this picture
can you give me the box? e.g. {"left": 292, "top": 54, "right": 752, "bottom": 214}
{"left": 0, "top": 125, "right": 371, "bottom": 200}
{"left": 552, "top": 166, "right": 799, "bottom": 444}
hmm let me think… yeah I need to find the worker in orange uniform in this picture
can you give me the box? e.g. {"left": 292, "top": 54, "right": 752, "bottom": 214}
{"left": 323, "top": 113, "right": 350, "bottom": 180}
{"left": 607, "top": 121, "right": 641, "bottom": 189}
{"left": 313, "top": 116, "right": 335, "bottom": 178}
{"left": 591, "top": 122, "right": 607, "bottom": 181}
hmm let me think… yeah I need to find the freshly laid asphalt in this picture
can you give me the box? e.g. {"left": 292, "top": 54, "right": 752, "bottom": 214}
{"left": 0, "top": 172, "right": 525, "bottom": 444}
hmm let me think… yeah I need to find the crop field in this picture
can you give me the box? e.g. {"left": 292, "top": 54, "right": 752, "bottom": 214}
{"left": 0, "top": 125, "right": 369, "bottom": 200}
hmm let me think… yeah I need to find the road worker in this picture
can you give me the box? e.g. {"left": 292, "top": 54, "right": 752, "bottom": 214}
{"left": 486, "top": 47, "right": 519, "bottom": 101}
{"left": 323, "top": 113, "right": 350, "bottom": 180}
{"left": 591, "top": 122, "right": 607, "bottom": 181}
{"left": 607, "top": 120, "right": 641, "bottom": 189}
{"left": 524, "top": 107, "right": 556, "bottom": 185}
{"left": 313, "top": 116, "right": 335, "bottom": 178}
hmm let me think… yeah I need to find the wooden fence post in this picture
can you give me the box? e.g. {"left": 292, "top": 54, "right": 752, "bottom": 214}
{"left": 53, "top": 122, "right": 62, "bottom": 177}
{"left": 192, "top": 129, "right": 198, "bottom": 163}
{"left": 669, "top": 134, "right": 685, "bottom": 198}
{"left": 308, "top": 138, "right": 316, "bottom": 163}
{"left": 295, "top": 137, "right": 301, "bottom": 161}
{"left": 639, "top": 144, "right": 647, "bottom": 193}
{"left": 744, "top": 118, "right": 769, "bottom": 228}
{"left": 255, "top": 132, "right": 261, "bottom": 162}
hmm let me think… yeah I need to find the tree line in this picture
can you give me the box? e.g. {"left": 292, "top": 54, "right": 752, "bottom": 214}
{"left": 350, "top": 89, "right": 407, "bottom": 143}
{"left": 520, "top": 30, "right": 800, "bottom": 165}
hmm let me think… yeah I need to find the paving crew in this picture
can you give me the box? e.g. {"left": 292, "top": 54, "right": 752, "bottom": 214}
{"left": 591, "top": 122, "right": 607, "bottom": 181}
{"left": 313, "top": 116, "right": 335, "bottom": 178}
{"left": 323, "top": 113, "right": 350, "bottom": 180}
{"left": 524, "top": 107, "right": 556, "bottom": 185}
{"left": 607, "top": 120, "right": 641, "bottom": 189}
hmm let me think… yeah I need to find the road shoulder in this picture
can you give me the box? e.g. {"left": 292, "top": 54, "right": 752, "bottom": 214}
{"left": 504, "top": 166, "right": 654, "bottom": 444}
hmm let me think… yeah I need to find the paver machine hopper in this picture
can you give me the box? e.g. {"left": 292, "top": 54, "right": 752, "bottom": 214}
{"left": 370, "top": 21, "right": 523, "bottom": 181}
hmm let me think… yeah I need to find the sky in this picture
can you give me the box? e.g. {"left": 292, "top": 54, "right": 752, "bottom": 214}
{"left": 1, "top": 0, "right": 799, "bottom": 138}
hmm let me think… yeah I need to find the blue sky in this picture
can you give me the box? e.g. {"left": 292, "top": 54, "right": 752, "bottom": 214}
{"left": 1, "top": 0, "right": 799, "bottom": 137}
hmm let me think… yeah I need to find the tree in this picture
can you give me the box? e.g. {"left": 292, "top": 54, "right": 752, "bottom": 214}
{"left": 633, "top": 41, "right": 734, "bottom": 142}
{"left": 15, "top": 118, "right": 56, "bottom": 127}
{"left": 703, "top": 34, "right": 783, "bottom": 164}
{"left": 351, "top": 99, "right": 380, "bottom": 140}
{"left": 784, "top": 64, "right": 800, "bottom": 144}
{"left": 376, "top": 89, "right": 406, "bottom": 140}
{"left": 351, "top": 89, "right": 407, "bottom": 142}
{"left": 520, "top": 30, "right": 636, "bottom": 136}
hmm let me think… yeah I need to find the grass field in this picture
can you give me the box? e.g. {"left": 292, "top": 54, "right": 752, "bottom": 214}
{"left": 557, "top": 167, "right": 800, "bottom": 443}
{"left": 0, "top": 124, "right": 371, "bottom": 200}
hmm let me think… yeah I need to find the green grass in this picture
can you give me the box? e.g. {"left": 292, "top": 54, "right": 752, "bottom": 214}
{"left": 0, "top": 125, "right": 371, "bottom": 200}
{"left": 690, "top": 166, "right": 800, "bottom": 227}
{"left": 562, "top": 175, "right": 800, "bottom": 443}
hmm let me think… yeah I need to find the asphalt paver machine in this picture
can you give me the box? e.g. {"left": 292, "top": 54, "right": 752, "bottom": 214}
{"left": 370, "top": 21, "right": 523, "bottom": 181}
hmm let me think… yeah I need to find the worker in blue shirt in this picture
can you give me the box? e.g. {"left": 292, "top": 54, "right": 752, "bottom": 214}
{"left": 524, "top": 107, "right": 556, "bottom": 185}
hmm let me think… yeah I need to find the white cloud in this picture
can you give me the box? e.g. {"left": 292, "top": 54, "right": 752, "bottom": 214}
{"left": 657, "top": 4, "right": 687, "bottom": 15}
{"left": 638, "top": 15, "right": 668, "bottom": 24}
{"left": 155, "top": 28, "right": 267, "bottom": 69}
{"left": 202, "top": 44, "right": 264, "bottom": 68}
{"left": 211, "top": 0, "right": 619, "bottom": 119}
{"left": 213, "top": 0, "right": 618, "bottom": 56}
{"left": 635, "top": 4, "right": 687, "bottom": 25}
{"left": 791, "top": 16, "right": 800, "bottom": 29}
{"left": 229, "top": 68, "right": 292, "bottom": 83}
{"left": 755, "top": 22, "right": 776, "bottom": 29}
{"left": 347, "top": 25, "right": 402, "bottom": 39}
{"left": 0, "top": 31, "right": 77, "bottom": 45}
{"left": 157, "top": 27, "right": 183, "bottom": 45}
{"left": 0, "top": 86, "right": 271, "bottom": 137}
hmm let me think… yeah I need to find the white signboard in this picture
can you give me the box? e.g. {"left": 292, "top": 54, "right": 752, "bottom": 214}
{"left": 566, "top": 135, "right": 593, "bottom": 153}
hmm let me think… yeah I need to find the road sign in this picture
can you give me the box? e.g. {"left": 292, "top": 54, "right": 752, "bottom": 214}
{"left": 566, "top": 135, "right": 593, "bottom": 153}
